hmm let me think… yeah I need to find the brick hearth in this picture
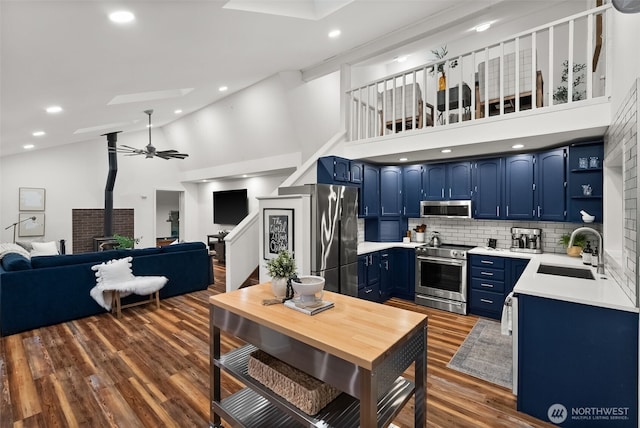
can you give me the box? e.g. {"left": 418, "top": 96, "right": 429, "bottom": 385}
{"left": 72, "top": 208, "right": 134, "bottom": 253}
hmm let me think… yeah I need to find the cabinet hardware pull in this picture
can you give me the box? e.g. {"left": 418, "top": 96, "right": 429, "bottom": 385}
{"left": 538, "top": 206, "right": 541, "bottom": 217}
{"left": 497, "top": 206, "right": 500, "bottom": 216}
{"left": 480, "top": 271, "right": 494, "bottom": 276}
{"left": 441, "top": 188, "right": 444, "bottom": 198}
{"left": 365, "top": 289, "right": 372, "bottom": 294}
{"left": 449, "top": 188, "right": 452, "bottom": 198}
{"left": 480, "top": 283, "right": 494, "bottom": 288}
{"left": 506, "top": 206, "right": 509, "bottom": 217}
{"left": 480, "top": 260, "right": 494, "bottom": 264}
{"left": 480, "top": 298, "right": 494, "bottom": 304}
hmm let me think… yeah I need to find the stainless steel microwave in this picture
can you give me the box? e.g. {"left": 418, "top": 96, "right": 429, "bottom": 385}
{"left": 420, "top": 200, "right": 472, "bottom": 218}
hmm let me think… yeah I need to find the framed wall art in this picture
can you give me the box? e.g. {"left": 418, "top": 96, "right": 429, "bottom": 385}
{"left": 263, "top": 208, "right": 294, "bottom": 260}
{"left": 18, "top": 212, "right": 45, "bottom": 237}
{"left": 19, "top": 187, "right": 46, "bottom": 211}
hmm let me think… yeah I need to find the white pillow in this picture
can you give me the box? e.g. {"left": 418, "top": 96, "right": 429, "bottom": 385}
{"left": 91, "top": 256, "right": 135, "bottom": 286}
{"left": 30, "top": 241, "right": 59, "bottom": 257}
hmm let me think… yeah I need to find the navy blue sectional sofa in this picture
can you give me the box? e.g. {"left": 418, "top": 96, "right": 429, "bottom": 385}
{"left": 0, "top": 242, "right": 212, "bottom": 336}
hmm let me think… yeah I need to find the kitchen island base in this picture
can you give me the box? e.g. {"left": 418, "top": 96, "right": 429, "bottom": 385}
{"left": 209, "top": 283, "right": 427, "bottom": 427}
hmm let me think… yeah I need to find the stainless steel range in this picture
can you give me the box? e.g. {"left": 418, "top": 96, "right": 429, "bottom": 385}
{"left": 414, "top": 243, "right": 474, "bottom": 315}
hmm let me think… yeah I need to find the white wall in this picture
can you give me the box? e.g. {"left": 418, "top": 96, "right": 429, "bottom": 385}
{"left": 610, "top": 8, "right": 640, "bottom": 113}
{"left": 0, "top": 128, "right": 196, "bottom": 252}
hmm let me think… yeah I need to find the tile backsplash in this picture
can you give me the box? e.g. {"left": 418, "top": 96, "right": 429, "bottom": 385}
{"left": 358, "top": 217, "right": 602, "bottom": 255}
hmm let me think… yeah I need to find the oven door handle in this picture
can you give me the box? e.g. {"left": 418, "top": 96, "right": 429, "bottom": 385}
{"left": 417, "top": 256, "right": 465, "bottom": 266}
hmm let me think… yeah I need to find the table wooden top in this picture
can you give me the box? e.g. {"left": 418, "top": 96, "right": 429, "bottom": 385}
{"left": 210, "top": 283, "right": 427, "bottom": 370}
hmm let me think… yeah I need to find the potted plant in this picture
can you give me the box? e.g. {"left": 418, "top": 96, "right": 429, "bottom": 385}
{"left": 265, "top": 250, "right": 297, "bottom": 298}
{"left": 431, "top": 45, "right": 458, "bottom": 90}
{"left": 560, "top": 232, "right": 586, "bottom": 257}
{"left": 113, "top": 233, "right": 140, "bottom": 249}
{"left": 553, "top": 60, "right": 586, "bottom": 104}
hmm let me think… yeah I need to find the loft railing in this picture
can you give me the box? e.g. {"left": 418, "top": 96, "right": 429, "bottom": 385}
{"left": 347, "top": 4, "right": 610, "bottom": 142}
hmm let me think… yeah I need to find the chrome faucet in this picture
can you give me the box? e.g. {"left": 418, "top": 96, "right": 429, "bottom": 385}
{"left": 569, "top": 226, "right": 605, "bottom": 274}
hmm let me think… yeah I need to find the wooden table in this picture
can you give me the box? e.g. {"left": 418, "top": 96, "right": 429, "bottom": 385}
{"left": 209, "top": 283, "right": 427, "bottom": 427}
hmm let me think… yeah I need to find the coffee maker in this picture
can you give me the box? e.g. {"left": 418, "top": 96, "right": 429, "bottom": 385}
{"left": 510, "top": 227, "right": 542, "bottom": 254}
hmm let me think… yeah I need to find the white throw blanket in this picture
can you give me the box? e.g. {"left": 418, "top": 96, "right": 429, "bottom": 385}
{"left": 90, "top": 276, "right": 168, "bottom": 311}
{"left": 501, "top": 291, "right": 514, "bottom": 336}
{"left": 0, "top": 243, "right": 30, "bottom": 260}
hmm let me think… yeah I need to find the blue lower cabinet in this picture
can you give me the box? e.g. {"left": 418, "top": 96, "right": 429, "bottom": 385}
{"left": 379, "top": 251, "right": 392, "bottom": 301}
{"left": 469, "top": 289, "right": 503, "bottom": 314}
{"left": 392, "top": 248, "right": 415, "bottom": 300}
{"left": 358, "top": 282, "right": 380, "bottom": 302}
{"left": 518, "top": 294, "right": 638, "bottom": 427}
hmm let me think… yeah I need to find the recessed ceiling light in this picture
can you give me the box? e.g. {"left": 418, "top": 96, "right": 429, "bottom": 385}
{"left": 395, "top": 56, "right": 408, "bottom": 63}
{"left": 23, "top": 144, "right": 35, "bottom": 150}
{"left": 46, "top": 105, "right": 63, "bottom": 114}
{"left": 441, "top": 149, "right": 452, "bottom": 153}
{"left": 174, "top": 109, "right": 183, "bottom": 114}
{"left": 32, "top": 131, "right": 45, "bottom": 137}
{"left": 109, "top": 10, "right": 135, "bottom": 24}
{"left": 475, "top": 22, "right": 491, "bottom": 32}
{"left": 201, "top": 179, "right": 208, "bottom": 183}
{"left": 512, "top": 144, "right": 525, "bottom": 149}
{"left": 328, "top": 29, "right": 341, "bottom": 38}
{"left": 218, "top": 86, "right": 228, "bottom": 92}
{"left": 399, "top": 157, "right": 408, "bottom": 162}
{"left": 242, "top": 174, "right": 248, "bottom": 178}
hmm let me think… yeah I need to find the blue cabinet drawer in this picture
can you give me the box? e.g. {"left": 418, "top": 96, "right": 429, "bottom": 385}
{"left": 470, "top": 255, "right": 505, "bottom": 269}
{"left": 471, "top": 266, "right": 505, "bottom": 281}
{"left": 358, "top": 283, "right": 380, "bottom": 302}
{"left": 470, "top": 290, "right": 503, "bottom": 313}
{"left": 470, "top": 277, "right": 505, "bottom": 293}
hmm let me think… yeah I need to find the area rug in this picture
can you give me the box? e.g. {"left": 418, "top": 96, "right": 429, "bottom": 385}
{"left": 447, "top": 319, "right": 513, "bottom": 389}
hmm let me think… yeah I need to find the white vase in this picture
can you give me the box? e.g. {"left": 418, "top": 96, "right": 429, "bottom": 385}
{"left": 271, "top": 277, "right": 288, "bottom": 299}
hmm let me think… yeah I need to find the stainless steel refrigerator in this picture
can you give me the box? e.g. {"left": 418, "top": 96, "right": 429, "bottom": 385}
{"left": 278, "top": 184, "right": 358, "bottom": 297}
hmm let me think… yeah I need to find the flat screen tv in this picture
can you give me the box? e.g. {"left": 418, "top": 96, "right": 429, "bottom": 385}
{"left": 213, "top": 189, "right": 248, "bottom": 225}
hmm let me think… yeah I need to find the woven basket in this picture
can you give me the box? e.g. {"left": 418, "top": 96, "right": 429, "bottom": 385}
{"left": 247, "top": 349, "right": 341, "bottom": 415}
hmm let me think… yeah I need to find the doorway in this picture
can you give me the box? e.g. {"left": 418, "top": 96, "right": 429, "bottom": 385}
{"left": 155, "top": 190, "right": 183, "bottom": 246}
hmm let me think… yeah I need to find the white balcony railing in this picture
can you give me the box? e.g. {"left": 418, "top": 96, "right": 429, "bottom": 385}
{"left": 347, "top": 4, "right": 610, "bottom": 142}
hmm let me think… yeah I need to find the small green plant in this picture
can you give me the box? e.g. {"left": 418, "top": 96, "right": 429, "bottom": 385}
{"left": 265, "top": 250, "right": 297, "bottom": 278}
{"left": 113, "top": 233, "right": 140, "bottom": 249}
{"left": 553, "top": 60, "right": 587, "bottom": 103}
{"left": 431, "top": 45, "right": 458, "bottom": 74}
{"left": 560, "top": 233, "right": 586, "bottom": 248}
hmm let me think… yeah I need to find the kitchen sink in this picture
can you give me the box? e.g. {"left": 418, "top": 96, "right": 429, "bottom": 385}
{"left": 537, "top": 264, "right": 595, "bottom": 280}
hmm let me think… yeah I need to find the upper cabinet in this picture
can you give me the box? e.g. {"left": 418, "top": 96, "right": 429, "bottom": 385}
{"left": 403, "top": 165, "right": 423, "bottom": 217}
{"left": 423, "top": 161, "right": 471, "bottom": 201}
{"left": 361, "top": 164, "right": 380, "bottom": 218}
{"left": 536, "top": 148, "right": 567, "bottom": 221}
{"left": 473, "top": 158, "right": 504, "bottom": 219}
{"left": 567, "top": 141, "right": 603, "bottom": 223}
{"left": 380, "top": 166, "right": 403, "bottom": 216}
{"left": 317, "top": 156, "right": 362, "bottom": 185}
{"left": 505, "top": 154, "right": 535, "bottom": 219}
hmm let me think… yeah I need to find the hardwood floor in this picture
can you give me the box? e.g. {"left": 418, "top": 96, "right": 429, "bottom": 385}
{"left": 0, "top": 261, "right": 552, "bottom": 427}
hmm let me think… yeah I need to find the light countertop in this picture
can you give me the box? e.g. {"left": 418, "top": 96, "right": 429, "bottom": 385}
{"left": 361, "top": 242, "right": 637, "bottom": 313}
{"left": 469, "top": 247, "right": 638, "bottom": 313}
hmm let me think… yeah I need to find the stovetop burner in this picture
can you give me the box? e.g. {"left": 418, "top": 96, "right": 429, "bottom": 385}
{"left": 415, "top": 243, "right": 474, "bottom": 260}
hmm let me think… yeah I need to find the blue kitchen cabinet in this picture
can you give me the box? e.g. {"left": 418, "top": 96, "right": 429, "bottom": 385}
{"left": 505, "top": 154, "right": 535, "bottom": 219}
{"left": 358, "top": 252, "right": 381, "bottom": 302}
{"left": 423, "top": 163, "right": 446, "bottom": 200}
{"left": 361, "top": 164, "right": 380, "bottom": 218}
{"left": 535, "top": 148, "right": 566, "bottom": 221}
{"left": 380, "top": 166, "right": 403, "bottom": 216}
{"left": 517, "top": 294, "right": 638, "bottom": 427}
{"left": 469, "top": 254, "right": 529, "bottom": 320}
{"left": 448, "top": 161, "right": 472, "bottom": 200}
{"left": 391, "top": 248, "right": 415, "bottom": 300}
{"left": 350, "top": 161, "right": 364, "bottom": 184}
{"left": 567, "top": 141, "right": 603, "bottom": 223}
{"left": 423, "top": 162, "right": 471, "bottom": 201}
{"left": 379, "top": 251, "right": 392, "bottom": 301}
{"left": 473, "top": 158, "right": 504, "bottom": 219}
{"left": 403, "top": 165, "right": 423, "bottom": 217}
{"left": 364, "top": 217, "right": 407, "bottom": 242}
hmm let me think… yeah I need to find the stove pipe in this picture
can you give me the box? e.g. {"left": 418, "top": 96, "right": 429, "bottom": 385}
{"left": 102, "top": 131, "right": 121, "bottom": 238}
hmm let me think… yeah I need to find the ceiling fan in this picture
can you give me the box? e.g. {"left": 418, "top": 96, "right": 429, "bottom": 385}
{"left": 113, "top": 109, "right": 189, "bottom": 160}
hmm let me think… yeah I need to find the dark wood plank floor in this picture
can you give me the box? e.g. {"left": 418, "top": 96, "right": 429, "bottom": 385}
{"left": 0, "top": 261, "right": 552, "bottom": 427}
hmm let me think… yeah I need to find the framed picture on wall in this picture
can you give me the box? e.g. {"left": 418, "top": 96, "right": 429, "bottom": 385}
{"left": 18, "top": 212, "right": 45, "bottom": 237}
{"left": 263, "top": 208, "right": 294, "bottom": 260}
{"left": 19, "top": 187, "right": 46, "bottom": 211}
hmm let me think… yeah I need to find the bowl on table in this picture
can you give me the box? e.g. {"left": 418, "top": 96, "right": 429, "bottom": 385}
{"left": 291, "top": 275, "right": 325, "bottom": 305}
